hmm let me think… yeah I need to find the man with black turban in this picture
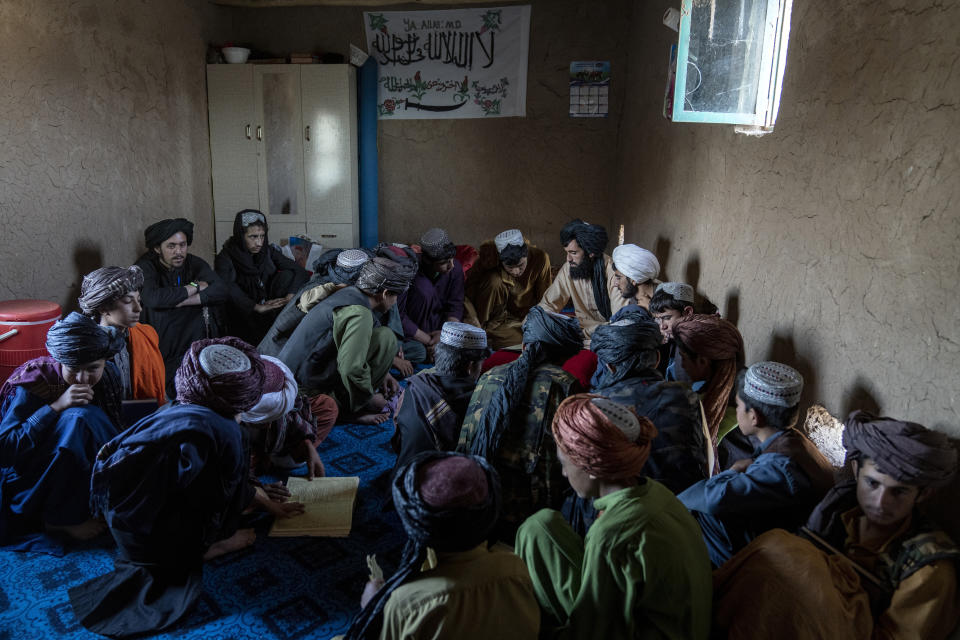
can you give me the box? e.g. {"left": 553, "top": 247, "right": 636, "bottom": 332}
{"left": 0, "top": 312, "right": 124, "bottom": 547}
{"left": 344, "top": 451, "right": 539, "bottom": 640}
{"left": 277, "top": 256, "right": 417, "bottom": 425}
{"left": 398, "top": 228, "right": 466, "bottom": 361}
{"left": 457, "top": 306, "right": 584, "bottom": 540}
{"left": 713, "top": 411, "right": 960, "bottom": 640}
{"left": 539, "top": 219, "right": 627, "bottom": 343}
{"left": 590, "top": 306, "right": 708, "bottom": 494}
{"left": 135, "top": 217, "right": 228, "bottom": 397}
{"left": 214, "top": 209, "right": 309, "bottom": 345}
{"left": 69, "top": 338, "right": 278, "bottom": 637}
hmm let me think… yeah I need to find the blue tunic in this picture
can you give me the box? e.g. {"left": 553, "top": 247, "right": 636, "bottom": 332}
{"left": 70, "top": 403, "right": 255, "bottom": 637}
{"left": 0, "top": 386, "right": 119, "bottom": 546}
{"left": 679, "top": 429, "right": 835, "bottom": 566}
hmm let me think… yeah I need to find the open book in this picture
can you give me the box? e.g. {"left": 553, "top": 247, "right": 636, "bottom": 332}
{"left": 269, "top": 476, "right": 360, "bottom": 537}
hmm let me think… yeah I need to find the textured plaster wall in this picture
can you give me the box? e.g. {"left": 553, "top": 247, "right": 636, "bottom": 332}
{"left": 221, "top": 0, "right": 630, "bottom": 260}
{"left": 0, "top": 0, "right": 222, "bottom": 312}
{"left": 615, "top": 0, "right": 960, "bottom": 433}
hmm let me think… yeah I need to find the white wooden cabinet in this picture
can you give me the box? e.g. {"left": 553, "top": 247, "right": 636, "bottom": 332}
{"left": 206, "top": 64, "right": 359, "bottom": 249}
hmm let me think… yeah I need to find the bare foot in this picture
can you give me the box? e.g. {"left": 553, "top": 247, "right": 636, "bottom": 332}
{"left": 46, "top": 518, "right": 106, "bottom": 540}
{"left": 203, "top": 528, "right": 255, "bottom": 560}
{"left": 353, "top": 413, "right": 389, "bottom": 425}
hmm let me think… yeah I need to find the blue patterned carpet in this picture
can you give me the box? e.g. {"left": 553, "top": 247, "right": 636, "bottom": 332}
{"left": 0, "top": 417, "right": 405, "bottom": 640}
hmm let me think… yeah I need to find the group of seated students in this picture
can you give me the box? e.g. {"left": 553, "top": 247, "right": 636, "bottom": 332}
{"left": 0, "top": 207, "right": 956, "bottom": 640}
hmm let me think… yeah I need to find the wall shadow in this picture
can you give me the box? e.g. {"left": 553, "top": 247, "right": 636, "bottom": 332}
{"left": 923, "top": 437, "right": 960, "bottom": 542}
{"left": 62, "top": 241, "right": 104, "bottom": 314}
{"left": 841, "top": 375, "right": 883, "bottom": 417}
{"left": 764, "top": 331, "right": 819, "bottom": 413}
{"left": 653, "top": 235, "right": 671, "bottom": 281}
{"left": 724, "top": 287, "right": 740, "bottom": 325}
{"left": 684, "top": 251, "right": 701, "bottom": 292}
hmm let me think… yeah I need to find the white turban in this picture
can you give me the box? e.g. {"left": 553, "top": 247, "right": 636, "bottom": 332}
{"left": 239, "top": 356, "right": 298, "bottom": 424}
{"left": 611, "top": 244, "right": 660, "bottom": 283}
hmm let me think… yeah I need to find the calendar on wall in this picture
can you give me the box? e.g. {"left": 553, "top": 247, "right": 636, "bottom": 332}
{"left": 569, "top": 61, "right": 610, "bottom": 118}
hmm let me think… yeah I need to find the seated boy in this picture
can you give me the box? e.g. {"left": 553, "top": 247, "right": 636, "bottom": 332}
{"left": 648, "top": 282, "right": 695, "bottom": 380}
{"left": 515, "top": 395, "right": 713, "bottom": 639}
{"left": 392, "top": 322, "right": 490, "bottom": 471}
{"left": 345, "top": 452, "right": 540, "bottom": 640}
{"left": 679, "top": 362, "right": 836, "bottom": 566}
{"left": 713, "top": 410, "right": 960, "bottom": 640}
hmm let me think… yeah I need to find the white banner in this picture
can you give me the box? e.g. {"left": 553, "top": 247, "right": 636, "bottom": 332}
{"left": 363, "top": 6, "right": 530, "bottom": 119}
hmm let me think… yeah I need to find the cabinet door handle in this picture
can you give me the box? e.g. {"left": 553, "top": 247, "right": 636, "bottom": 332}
{"left": 305, "top": 126, "right": 311, "bottom": 141}
{"left": 256, "top": 125, "right": 263, "bottom": 141}
{"left": 245, "top": 124, "right": 251, "bottom": 140}
{"left": 320, "top": 234, "right": 337, "bottom": 238}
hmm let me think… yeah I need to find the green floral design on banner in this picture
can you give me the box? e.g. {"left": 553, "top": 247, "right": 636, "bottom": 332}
{"left": 479, "top": 10, "right": 502, "bottom": 34}
{"left": 368, "top": 13, "right": 389, "bottom": 34}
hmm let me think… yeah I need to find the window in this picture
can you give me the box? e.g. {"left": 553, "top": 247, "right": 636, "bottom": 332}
{"left": 671, "top": 0, "right": 793, "bottom": 129}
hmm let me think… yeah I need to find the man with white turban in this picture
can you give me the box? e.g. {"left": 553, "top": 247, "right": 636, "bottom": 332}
{"left": 610, "top": 243, "right": 660, "bottom": 309}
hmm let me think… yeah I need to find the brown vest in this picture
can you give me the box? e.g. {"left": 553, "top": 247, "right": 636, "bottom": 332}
{"left": 765, "top": 428, "right": 837, "bottom": 495}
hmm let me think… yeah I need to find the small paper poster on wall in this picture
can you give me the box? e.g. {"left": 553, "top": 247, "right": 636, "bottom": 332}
{"left": 569, "top": 61, "right": 610, "bottom": 118}
{"left": 363, "top": 6, "right": 531, "bottom": 119}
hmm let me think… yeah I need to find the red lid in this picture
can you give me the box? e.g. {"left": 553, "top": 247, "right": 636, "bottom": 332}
{"left": 0, "top": 300, "right": 63, "bottom": 322}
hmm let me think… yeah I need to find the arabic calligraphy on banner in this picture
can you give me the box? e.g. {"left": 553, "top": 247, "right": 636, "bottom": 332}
{"left": 363, "top": 6, "right": 531, "bottom": 119}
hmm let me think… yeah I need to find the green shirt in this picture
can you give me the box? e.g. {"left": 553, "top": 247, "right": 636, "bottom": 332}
{"left": 518, "top": 482, "right": 713, "bottom": 639}
{"left": 332, "top": 305, "right": 378, "bottom": 412}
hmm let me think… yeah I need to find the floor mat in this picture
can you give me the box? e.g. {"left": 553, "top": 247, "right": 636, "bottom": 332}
{"left": 0, "top": 417, "right": 404, "bottom": 640}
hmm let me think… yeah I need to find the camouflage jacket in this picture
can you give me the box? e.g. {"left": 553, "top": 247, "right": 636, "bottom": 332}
{"left": 458, "top": 363, "right": 581, "bottom": 539}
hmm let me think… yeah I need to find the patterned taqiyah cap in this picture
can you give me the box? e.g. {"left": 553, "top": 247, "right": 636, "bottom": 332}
{"left": 336, "top": 249, "right": 370, "bottom": 268}
{"left": 591, "top": 397, "right": 642, "bottom": 441}
{"left": 420, "top": 228, "right": 452, "bottom": 253}
{"left": 744, "top": 361, "right": 803, "bottom": 408}
{"left": 440, "top": 322, "right": 488, "bottom": 350}
{"left": 241, "top": 211, "right": 265, "bottom": 227}
{"left": 494, "top": 229, "right": 524, "bottom": 253}
{"left": 199, "top": 344, "right": 251, "bottom": 377}
{"left": 655, "top": 282, "right": 695, "bottom": 304}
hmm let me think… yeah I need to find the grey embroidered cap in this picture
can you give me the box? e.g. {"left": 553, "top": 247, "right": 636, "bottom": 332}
{"left": 591, "top": 397, "right": 642, "bottom": 441}
{"left": 420, "top": 228, "right": 452, "bottom": 255}
{"left": 494, "top": 229, "right": 524, "bottom": 253}
{"left": 743, "top": 361, "right": 804, "bottom": 407}
{"left": 655, "top": 282, "right": 695, "bottom": 304}
{"left": 440, "top": 322, "right": 488, "bottom": 350}
{"left": 336, "top": 249, "right": 370, "bottom": 268}
{"left": 199, "top": 344, "right": 251, "bottom": 377}
{"left": 240, "top": 211, "right": 266, "bottom": 227}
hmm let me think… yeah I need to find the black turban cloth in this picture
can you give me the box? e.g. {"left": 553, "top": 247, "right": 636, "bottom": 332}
{"left": 560, "top": 219, "right": 612, "bottom": 320}
{"left": 344, "top": 451, "right": 501, "bottom": 640}
{"left": 222, "top": 208, "right": 270, "bottom": 272}
{"left": 356, "top": 256, "right": 417, "bottom": 295}
{"left": 46, "top": 312, "right": 126, "bottom": 367}
{"left": 590, "top": 306, "right": 663, "bottom": 387}
{"left": 469, "top": 306, "right": 583, "bottom": 460}
{"left": 144, "top": 218, "right": 194, "bottom": 249}
{"left": 844, "top": 410, "right": 957, "bottom": 487}
{"left": 174, "top": 337, "right": 266, "bottom": 417}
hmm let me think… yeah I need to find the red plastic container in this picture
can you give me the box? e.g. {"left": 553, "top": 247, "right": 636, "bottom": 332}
{"left": 0, "top": 300, "right": 62, "bottom": 383}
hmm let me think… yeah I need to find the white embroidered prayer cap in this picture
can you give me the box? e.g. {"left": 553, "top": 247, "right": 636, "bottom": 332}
{"left": 494, "top": 229, "right": 525, "bottom": 253}
{"left": 199, "top": 344, "right": 251, "bottom": 377}
{"left": 654, "top": 282, "right": 695, "bottom": 304}
{"left": 240, "top": 210, "right": 265, "bottom": 227}
{"left": 440, "top": 322, "right": 488, "bottom": 350}
{"left": 611, "top": 244, "right": 660, "bottom": 283}
{"left": 591, "top": 397, "right": 642, "bottom": 441}
{"left": 336, "top": 249, "right": 370, "bottom": 268}
{"left": 743, "top": 361, "right": 804, "bottom": 408}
